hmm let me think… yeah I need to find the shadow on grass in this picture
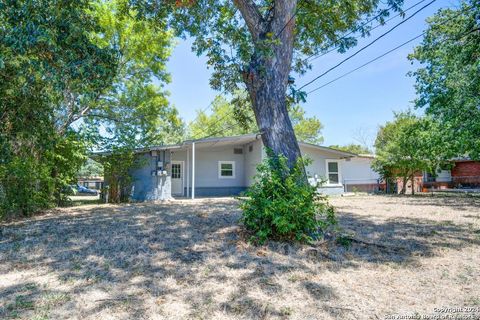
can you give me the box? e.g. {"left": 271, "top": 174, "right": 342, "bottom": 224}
{"left": 0, "top": 197, "right": 478, "bottom": 319}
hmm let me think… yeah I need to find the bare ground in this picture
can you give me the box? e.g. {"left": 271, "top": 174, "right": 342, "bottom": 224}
{"left": 1, "top": 195, "right": 479, "bottom": 320}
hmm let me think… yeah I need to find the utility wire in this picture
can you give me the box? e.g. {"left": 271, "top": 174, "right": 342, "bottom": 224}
{"left": 298, "top": 0, "right": 437, "bottom": 90}
{"left": 306, "top": 5, "right": 474, "bottom": 95}
{"left": 307, "top": 33, "right": 425, "bottom": 94}
{"left": 306, "top": 0, "right": 429, "bottom": 62}
{"left": 192, "top": 0, "right": 435, "bottom": 139}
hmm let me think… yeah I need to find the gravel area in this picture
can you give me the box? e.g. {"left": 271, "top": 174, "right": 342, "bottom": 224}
{"left": 1, "top": 195, "right": 479, "bottom": 319}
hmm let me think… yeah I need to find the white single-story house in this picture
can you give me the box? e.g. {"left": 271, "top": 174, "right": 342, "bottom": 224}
{"left": 117, "top": 134, "right": 379, "bottom": 201}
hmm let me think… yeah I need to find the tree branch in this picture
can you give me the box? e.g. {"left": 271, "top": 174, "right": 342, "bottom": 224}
{"left": 233, "top": 0, "right": 263, "bottom": 40}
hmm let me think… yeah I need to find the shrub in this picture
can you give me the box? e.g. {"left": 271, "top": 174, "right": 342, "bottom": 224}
{"left": 240, "top": 153, "right": 336, "bottom": 244}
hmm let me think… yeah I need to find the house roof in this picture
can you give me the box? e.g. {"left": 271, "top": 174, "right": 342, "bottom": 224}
{"left": 93, "top": 133, "right": 357, "bottom": 158}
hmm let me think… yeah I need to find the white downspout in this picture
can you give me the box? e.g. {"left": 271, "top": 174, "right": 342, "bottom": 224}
{"left": 192, "top": 142, "right": 195, "bottom": 199}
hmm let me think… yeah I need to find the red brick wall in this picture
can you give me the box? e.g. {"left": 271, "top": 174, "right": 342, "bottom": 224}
{"left": 451, "top": 161, "right": 480, "bottom": 187}
{"left": 451, "top": 161, "right": 480, "bottom": 177}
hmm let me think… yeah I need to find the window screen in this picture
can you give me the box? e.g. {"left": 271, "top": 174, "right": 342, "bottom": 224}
{"left": 327, "top": 161, "right": 339, "bottom": 184}
{"left": 219, "top": 162, "right": 234, "bottom": 177}
{"left": 171, "top": 163, "right": 181, "bottom": 179}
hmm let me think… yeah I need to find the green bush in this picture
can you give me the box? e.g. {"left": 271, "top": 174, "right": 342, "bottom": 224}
{"left": 240, "top": 153, "right": 336, "bottom": 244}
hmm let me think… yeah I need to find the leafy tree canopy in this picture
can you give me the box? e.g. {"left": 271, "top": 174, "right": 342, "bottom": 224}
{"left": 131, "top": 0, "right": 404, "bottom": 170}
{"left": 0, "top": 0, "right": 118, "bottom": 216}
{"left": 372, "top": 111, "right": 444, "bottom": 194}
{"left": 78, "top": 159, "right": 104, "bottom": 178}
{"left": 133, "top": 0, "right": 404, "bottom": 92}
{"left": 0, "top": 0, "right": 183, "bottom": 215}
{"left": 85, "top": 0, "right": 185, "bottom": 150}
{"left": 329, "top": 144, "right": 372, "bottom": 155}
{"left": 189, "top": 94, "right": 323, "bottom": 144}
{"left": 408, "top": 0, "right": 480, "bottom": 159}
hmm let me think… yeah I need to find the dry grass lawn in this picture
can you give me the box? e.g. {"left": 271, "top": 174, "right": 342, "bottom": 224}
{"left": 1, "top": 195, "right": 479, "bottom": 319}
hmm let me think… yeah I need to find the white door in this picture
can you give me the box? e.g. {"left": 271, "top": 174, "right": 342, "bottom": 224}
{"left": 171, "top": 161, "right": 184, "bottom": 196}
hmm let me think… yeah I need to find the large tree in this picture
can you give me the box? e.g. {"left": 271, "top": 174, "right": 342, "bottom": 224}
{"left": 134, "top": 0, "right": 404, "bottom": 169}
{"left": 372, "top": 112, "right": 443, "bottom": 194}
{"left": 189, "top": 95, "right": 323, "bottom": 143}
{"left": 84, "top": 0, "right": 185, "bottom": 150}
{"left": 408, "top": 0, "right": 480, "bottom": 159}
{"left": 0, "top": 0, "right": 118, "bottom": 216}
{"left": 0, "top": 0, "right": 183, "bottom": 215}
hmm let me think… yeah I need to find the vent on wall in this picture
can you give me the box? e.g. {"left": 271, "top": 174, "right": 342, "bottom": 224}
{"left": 234, "top": 148, "right": 243, "bottom": 155}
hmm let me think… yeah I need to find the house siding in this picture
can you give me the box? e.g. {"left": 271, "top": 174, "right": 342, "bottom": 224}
{"left": 342, "top": 157, "right": 380, "bottom": 193}
{"left": 191, "top": 146, "right": 246, "bottom": 188}
{"left": 244, "top": 139, "right": 263, "bottom": 187}
{"left": 300, "top": 145, "right": 347, "bottom": 195}
{"left": 124, "top": 136, "right": 367, "bottom": 200}
{"left": 129, "top": 152, "right": 172, "bottom": 201}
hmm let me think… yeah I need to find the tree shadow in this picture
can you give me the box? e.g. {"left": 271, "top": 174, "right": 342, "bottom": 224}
{"left": 1, "top": 197, "right": 478, "bottom": 319}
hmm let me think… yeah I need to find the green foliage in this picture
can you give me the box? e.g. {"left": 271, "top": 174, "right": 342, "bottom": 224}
{"left": 78, "top": 159, "right": 104, "bottom": 178}
{"left": 329, "top": 144, "right": 372, "bottom": 155}
{"left": 372, "top": 112, "right": 444, "bottom": 194}
{"left": 335, "top": 235, "right": 353, "bottom": 248}
{"left": 0, "top": 0, "right": 116, "bottom": 218}
{"left": 240, "top": 153, "right": 336, "bottom": 244}
{"left": 98, "top": 150, "right": 139, "bottom": 203}
{"left": 0, "top": 0, "right": 181, "bottom": 217}
{"left": 408, "top": 0, "right": 480, "bottom": 159}
{"left": 133, "top": 0, "right": 404, "bottom": 92}
{"left": 86, "top": 0, "right": 185, "bottom": 149}
{"left": 189, "top": 93, "right": 323, "bottom": 143}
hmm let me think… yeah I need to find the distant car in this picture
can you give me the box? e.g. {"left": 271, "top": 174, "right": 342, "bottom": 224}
{"left": 76, "top": 185, "right": 99, "bottom": 196}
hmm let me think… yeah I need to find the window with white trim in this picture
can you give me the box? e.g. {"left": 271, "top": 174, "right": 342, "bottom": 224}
{"left": 218, "top": 161, "right": 235, "bottom": 178}
{"left": 327, "top": 161, "right": 340, "bottom": 184}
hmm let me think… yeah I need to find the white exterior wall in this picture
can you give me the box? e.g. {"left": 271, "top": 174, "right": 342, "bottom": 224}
{"left": 171, "top": 145, "right": 247, "bottom": 190}
{"left": 169, "top": 139, "right": 353, "bottom": 196}
{"left": 192, "top": 146, "right": 246, "bottom": 187}
{"left": 436, "top": 169, "right": 452, "bottom": 182}
{"left": 244, "top": 139, "right": 263, "bottom": 186}
{"left": 342, "top": 157, "right": 380, "bottom": 184}
{"left": 300, "top": 145, "right": 344, "bottom": 182}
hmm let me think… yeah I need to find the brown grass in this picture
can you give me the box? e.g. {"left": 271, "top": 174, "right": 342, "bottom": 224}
{"left": 1, "top": 195, "right": 479, "bottom": 319}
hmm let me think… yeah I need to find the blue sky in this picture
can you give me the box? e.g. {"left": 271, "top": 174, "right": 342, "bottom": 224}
{"left": 165, "top": 0, "right": 459, "bottom": 147}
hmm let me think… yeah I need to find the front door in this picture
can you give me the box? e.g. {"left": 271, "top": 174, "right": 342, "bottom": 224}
{"left": 171, "top": 161, "right": 184, "bottom": 196}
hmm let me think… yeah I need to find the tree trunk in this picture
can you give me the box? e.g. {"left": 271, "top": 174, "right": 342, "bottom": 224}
{"left": 236, "top": 0, "right": 302, "bottom": 171}
{"left": 400, "top": 176, "right": 407, "bottom": 194}
{"left": 411, "top": 173, "right": 415, "bottom": 195}
{"left": 245, "top": 61, "right": 302, "bottom": 170}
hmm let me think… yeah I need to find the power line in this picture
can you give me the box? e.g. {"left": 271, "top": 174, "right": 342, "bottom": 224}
{"left": 298, "top": 0, "right": 437, "bottom": 91}
{"left": 306, "top": 5, "right": 474, "bottom": 95}
{"left": 306, "top": 0, "right": 430, "bottom": 63}
{"left": 306, "top": 33, "right": 425, "bottom": 94}
{"left": 275, "top": 3, "right": 301, "bottom": 38}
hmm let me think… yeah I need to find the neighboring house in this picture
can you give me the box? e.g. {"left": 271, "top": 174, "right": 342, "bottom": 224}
{"left": 422, "top": 159, "right": 480, "bottom": 189}
{"left": 77, "top": 176, "right": 104, "bottom": 190}
{"left": 107, "top": 134, "right": 381, "bottom": 201}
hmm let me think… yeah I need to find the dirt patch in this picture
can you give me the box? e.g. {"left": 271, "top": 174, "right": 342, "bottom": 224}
{"left": 1, "top": 196, "right": 479, "bottom": 319}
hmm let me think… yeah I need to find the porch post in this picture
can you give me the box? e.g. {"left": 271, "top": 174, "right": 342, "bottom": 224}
{"left": 191, "top": 142, "right": 195, "bottom": 199}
